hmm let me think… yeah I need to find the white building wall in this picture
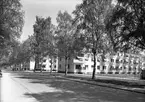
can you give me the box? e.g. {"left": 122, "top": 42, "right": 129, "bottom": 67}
{"left": 42, "top": 57, "right": 51, "bottom": 71}
{"left": 42, "top": 56, "right": 58, "bottom": 71}
{"left": 57, "top": 52, "right": 144, "bottom": 74}
{"left": 29, "top": 56, "right": 58, "bottom": 71}
{"left": 30, "top": 60, "right": 35, "bottom": 70}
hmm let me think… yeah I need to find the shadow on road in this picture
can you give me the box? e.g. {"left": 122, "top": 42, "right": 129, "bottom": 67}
{"left": 24, "top": 88, "right": 145, "bottom": 102}
{"left": 20, "top": 77, "right": 145, "bottom": 102}
{"left": 13, "top": 73, "right": 145, "bottom": 102}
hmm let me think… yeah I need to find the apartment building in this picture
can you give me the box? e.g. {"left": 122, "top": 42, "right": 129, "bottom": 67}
{"left": 21, "top": 62, "right": 30, "bottom": 70}
{"left": 58, "top": 52, "right": 144, "bottom": 74}
{"left": 30, "top": 56, "right": 58, "bottom": 71}
{"left": 58, "top": 55, "right": 85, "bottom": 73}
{"left": 12, "top": 62, "right": 30, "bottom": 71}
{"left": 58, "top": 53, "right": 102, "bottom": 74}
{"left": 98, "top": 53, "right": 142, "bottom": 74}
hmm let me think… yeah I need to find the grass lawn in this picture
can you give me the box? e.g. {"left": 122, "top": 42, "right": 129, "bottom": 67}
{"left": 12, "top": 71, "right": 145, "bottom": 89}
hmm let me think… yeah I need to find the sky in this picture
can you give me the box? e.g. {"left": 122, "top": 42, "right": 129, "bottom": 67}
{"left": 20, "top": 0, "right": 82, "bottom": 42}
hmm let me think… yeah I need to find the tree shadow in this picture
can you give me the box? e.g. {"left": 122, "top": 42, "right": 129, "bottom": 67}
{"left": 23, "top": 78, "right": 145, "bottom": 102}
{"left": 24, "top": 91, "right": 92, "bottom": 102}
{"left": 15, "top": 74, "right": 145, "bottom": 102}
{"left": 24, "top": 88, "right": 145, "bottom": 102}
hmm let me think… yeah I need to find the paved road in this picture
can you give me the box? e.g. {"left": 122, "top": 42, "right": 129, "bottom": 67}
{"left": 0, "top": 71, "right": 145, "bottom": 102}
{"left": 0, "top": 73, "right": 38, "bottom": 102}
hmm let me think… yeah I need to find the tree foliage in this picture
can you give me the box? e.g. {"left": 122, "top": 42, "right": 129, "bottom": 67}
{"left": 56, "top": 11, "right": 86, "bottom": 75}
{"left": 56, "top": 11, "right": 74, "bottom": 75}
{"left": 105, "top": 0, "right": 145, "bottom": 51}
{"left": 32, "top": 16, "right": 52, "bottom": 71}
{"left": 0, "top": 0, "right": 24, "bottom": 47}
{"left": 73, "top": 0, "right": 112, "bottom": 79}
{"left": 0, "top": 0, "right": 24, "bottom": 67}
{"left": 3, "top": 40, "right": 21, "bottom": 66}
{"left": 43, "top": 24, "right": 57, "bottom": 58}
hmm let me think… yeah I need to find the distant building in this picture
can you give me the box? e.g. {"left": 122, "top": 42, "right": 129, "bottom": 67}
{"left": 98, "top": 53, "right": 142, "bottom": 74}
{"left": 58, "top": 52, "right": 144, "bottom": 74}
{"left": 58, "top": 56, "right": 85, "bottom": 73}
{"left": 58, "top": 53, "right": 101, "bottom": 74}
{"left": 21, "top": 62, "right": 30, "bottom": 70}
{"left": 12, "top": 62, "right": 30, "bottom": 71}
{"left": 14, "top": 52, "right": 144, "bottom": 74}
{"left": 30, "top": 56, "right": 58, "bottom": 72}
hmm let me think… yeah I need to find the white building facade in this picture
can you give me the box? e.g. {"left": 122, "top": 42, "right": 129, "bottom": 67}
{"left": 30, "top": 56, "right": 58, "bottom": 72}
{"left": 58, "top": 52, "right": 144, "bottom": 74}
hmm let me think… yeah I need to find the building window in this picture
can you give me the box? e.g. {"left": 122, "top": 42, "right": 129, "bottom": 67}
{"left": 116, "top": 59, "right": 119, "bottom": 63}
{"left": 42, "top": 65, "right": 46, "bottom": 68}
{"left": 91, "top": 65, "right": 94, "bottom": 69}
{"left": 85, "top": 65, "right": 88, "bottom": 69}
{"left": 85, "top": 59, "right": 88, "bottom": 61}
{"left": 119, "top": 67, "right": 122, "bottom": 70}
{"left": 115, "top": 66, "right": 119, "bottom": 70}
{"left": 120, "top": 60, "right": 123, "bottom": 63}
{"left": 124, "top": 67, "right": 126, "bottom": 69}
{"left": 110, "top": 66, "right": 114, "bottom": 70}
{"left": 83, "top": 67, "right": 86, "bottom": 70}
{"left": 111, "top": 59, "right": 114, "bottom": 62}
{"left": 124, "top": 59, "right": 128, "bottom": 63}
{"left": 54, "top": 65, "right": 56, "bottom": 68}
{"left": 129, "top": 67, "right": 132, "bottom": 71}
{"left": 76, "top": 65, "right": 81, "bottom": 69}
{"left": 103, "top": 66, "right": 106, "bottom": 70}
{"left": 97, "top": 66, "right": 100, "bottom": 70}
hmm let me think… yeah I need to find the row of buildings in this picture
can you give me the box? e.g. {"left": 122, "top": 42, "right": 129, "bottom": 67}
{"left": 14, "top": 52, "right": 145, "bottom": 75}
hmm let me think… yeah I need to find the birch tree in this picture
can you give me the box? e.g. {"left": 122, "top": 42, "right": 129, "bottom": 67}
{"left": 73, "top": 0, "right": 112, "bottom": 79}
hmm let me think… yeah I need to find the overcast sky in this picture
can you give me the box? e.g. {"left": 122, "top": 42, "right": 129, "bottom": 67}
{"left": 20, "top": 0, "right": 81, "bottom": 42}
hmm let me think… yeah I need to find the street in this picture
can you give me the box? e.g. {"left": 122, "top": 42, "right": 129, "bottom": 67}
{"left": 0, "top": 71, "right": 145, "bottom": 102}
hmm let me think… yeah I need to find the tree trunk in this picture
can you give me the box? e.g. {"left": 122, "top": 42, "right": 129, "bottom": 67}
{"left": 15, "top": 64, "right": 17, "bottom": 71}
{"left": 40, "top": 57, "right": 43, "bottom": 73}
{"left": 92, "top": 51, "right": 96, "bottom": 79}
{"left": 65, "top": 56, "right": 68, "bottom": 76}
{"left": 34, "top": 54, "right": 40, "bottom": 72}
{"left": 50, "top": 57, "right": 53, "bottom": 74}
